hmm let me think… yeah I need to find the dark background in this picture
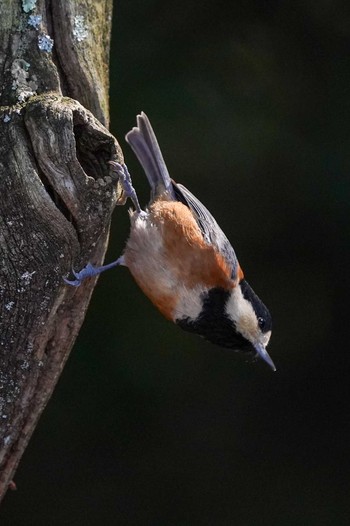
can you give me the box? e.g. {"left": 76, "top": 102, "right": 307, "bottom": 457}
{"left": 2, "top": 1, "right": 350, "bottom": 524}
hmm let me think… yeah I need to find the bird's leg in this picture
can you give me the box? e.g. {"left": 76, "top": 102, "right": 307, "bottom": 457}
{"left": 109, "top": 161, "right": 142, "bottom": 213}
{"left": 64, "top": 162, "right": 142, "bottom": 287}
{"left": 64, "top": 256, "right": 125, "bottom": 287}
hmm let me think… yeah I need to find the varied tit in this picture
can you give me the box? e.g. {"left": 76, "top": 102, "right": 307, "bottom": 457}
{"left": 65, "top": 112, "right": 275, "bottom": 371}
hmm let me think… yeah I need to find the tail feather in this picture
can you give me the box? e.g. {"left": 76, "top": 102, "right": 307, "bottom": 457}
{"left": 125, "top": 112, "right": 174, "bottom": 198}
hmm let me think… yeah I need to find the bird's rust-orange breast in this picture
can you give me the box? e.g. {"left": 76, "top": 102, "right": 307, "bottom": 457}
{"left": 150, "top": 200, "right": 236, "bottom": 289}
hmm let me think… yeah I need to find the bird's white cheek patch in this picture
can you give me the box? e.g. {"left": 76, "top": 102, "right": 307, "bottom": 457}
{"left": 262, "top": 330, "right": 271, "bottom": 347}
{"left": 225, "top": 287, "right": 259, "bottom": 341}
{"left": 237, "top": 316, "right": 260, "bottom": 341}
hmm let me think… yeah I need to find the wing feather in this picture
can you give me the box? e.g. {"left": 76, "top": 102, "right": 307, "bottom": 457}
{"left": 172, "top": 182, "right": 239, "bottom": 281}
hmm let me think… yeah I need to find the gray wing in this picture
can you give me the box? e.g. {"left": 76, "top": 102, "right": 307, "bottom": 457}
{"left": 172, "top": 182, "right": 239, "bottom": 280}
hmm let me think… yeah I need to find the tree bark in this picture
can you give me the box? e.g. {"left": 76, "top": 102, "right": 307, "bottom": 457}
{"left": 0, "top": 0, "right": 120, "bottom": 501}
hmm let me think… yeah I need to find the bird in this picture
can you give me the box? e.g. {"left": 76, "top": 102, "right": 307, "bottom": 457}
{"left": 65, "top": 112, "right": 275, "bottom": 370}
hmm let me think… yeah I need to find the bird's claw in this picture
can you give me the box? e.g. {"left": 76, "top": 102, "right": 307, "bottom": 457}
{"left": 63, "top": 277, "right": 82, "bottom": 287}
{"left": 109, "top": 161, "right": 142, "bottom": 213}
{"left": 63, "top": 263, "right": 98, "bottom": 287}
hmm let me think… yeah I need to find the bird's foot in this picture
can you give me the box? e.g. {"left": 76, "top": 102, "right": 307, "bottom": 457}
{"left": 109, "top": 161, "right": 142, "bottom": 213}
{"left": 64, "top": 257, "right": 124, "bottom": 287}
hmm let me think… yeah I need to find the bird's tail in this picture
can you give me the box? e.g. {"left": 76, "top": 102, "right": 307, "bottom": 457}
{"left": 125, "top": 112, "right": 174, "bottom": 199}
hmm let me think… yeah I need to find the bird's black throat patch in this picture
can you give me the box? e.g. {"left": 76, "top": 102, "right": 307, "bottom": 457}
{"left": 176, "top": 287, "right": 253, "bottom": 352}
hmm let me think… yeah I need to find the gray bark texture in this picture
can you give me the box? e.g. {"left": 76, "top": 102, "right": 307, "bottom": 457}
{"left": 0, "top": 0, "right": 121, "bottom": 501}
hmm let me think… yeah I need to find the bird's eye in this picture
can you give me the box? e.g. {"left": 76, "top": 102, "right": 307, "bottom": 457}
{"left": 258, "top": 317, "right": 265, "bottom": 330}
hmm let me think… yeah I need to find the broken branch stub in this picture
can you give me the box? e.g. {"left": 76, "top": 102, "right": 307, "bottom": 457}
{"left": 0, "top": 94, "right": 122, "bottom": 500}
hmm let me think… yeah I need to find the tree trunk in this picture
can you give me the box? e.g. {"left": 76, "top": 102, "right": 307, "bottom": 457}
{"left": 0, "top": 0, "right": 120, "bottom": 501}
